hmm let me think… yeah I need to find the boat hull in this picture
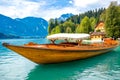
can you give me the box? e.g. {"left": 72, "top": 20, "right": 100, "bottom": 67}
{"left": 2, "top": 43, "right": 117, "bottom": 64}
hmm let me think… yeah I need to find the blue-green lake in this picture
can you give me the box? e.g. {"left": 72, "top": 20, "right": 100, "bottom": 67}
{"left": 0, "top": 39, "right": 120, "bottom": 80}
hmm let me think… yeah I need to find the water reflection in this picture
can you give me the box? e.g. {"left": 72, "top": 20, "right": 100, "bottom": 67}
{"left": 26, "top": 47, "right": 120, "bottom": 80}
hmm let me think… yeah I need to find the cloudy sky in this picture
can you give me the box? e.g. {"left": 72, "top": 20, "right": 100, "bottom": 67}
{"left": 0, "top": 0, "right": 119, "bottom": 20}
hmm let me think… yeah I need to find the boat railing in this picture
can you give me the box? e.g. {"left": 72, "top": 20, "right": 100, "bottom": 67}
{"left": 76, "top": 40, "right": 118, "bottom": 49}
{"left": 24, "top": 39, "right": 118, "bottom": 49}
{"left": 45, "top": 43, "right": 117, "bottom": 50}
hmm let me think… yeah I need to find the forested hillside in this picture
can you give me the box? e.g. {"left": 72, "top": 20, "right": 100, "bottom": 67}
{"left": 48, "top": 1, "right": 120, "bottom": 38}
{"left": 48, "top": 8, "right": 105, "bottom": 34}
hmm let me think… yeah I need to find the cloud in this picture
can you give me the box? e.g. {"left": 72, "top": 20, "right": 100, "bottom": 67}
{"left": 0, "top": 0, "right": 77, "bottom": 20}
{"left": 69, "top": 0, "right": 73, "bottom": 4}
{"left": 98, "top": 0, "right": 120, "bottom": 8}
{"left": 40, "top": 7, "right": 79, "bottom": 20}
{"left": 0, "top": 0, "right": 119, "bottom": 20}
{"left": 72, "top": 0, "right": 99, "bottom": 7}
{"left": 0, "top": 0, "right": 46, "bottom": 18}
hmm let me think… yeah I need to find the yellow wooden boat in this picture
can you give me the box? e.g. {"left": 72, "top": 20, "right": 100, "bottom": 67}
{"left": 2, "top": 33, "right": 118, "bottom": 64}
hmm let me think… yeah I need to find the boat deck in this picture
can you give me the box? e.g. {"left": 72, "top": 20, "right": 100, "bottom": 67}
{"left": 23, "top": 41, "right": 118, "bottom": 51}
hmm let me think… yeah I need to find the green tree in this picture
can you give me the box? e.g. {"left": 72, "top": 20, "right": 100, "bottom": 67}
{"left": 51, "top": 26, "right": 61, "bottom": 34}
{"left": 105, "top": 1, "right": 120, "bottom": 38}
{"left": 50, "top": 28, "right": 56, "bottom": 34}
{"left": 59, "top": 24, "right": 64, "bottom": 33}
{"left": 55, "top": 26, "right": 61, "bottom": 33}
{"left": 90, "top": 17, "right": 97, "bottom": 31}
{"left": 75, "top": 25, "right": 81, "bottom": 33}
{"left": 48, "top": 19, "right": 55, "bottom": 34}
{"left": 76, "top": 16, "right": 91, "bottom": 33}
{"left": 55, "top": 18, "right": 58, "bottom": 26}
{"left": 66, "top": 27, "right": 72, "bottom": 33}
{"left": 63, "top": 20, "right": 75, "bottom": 33}
{"left": 100, "top": 10, "right": 106, "bottom": 21}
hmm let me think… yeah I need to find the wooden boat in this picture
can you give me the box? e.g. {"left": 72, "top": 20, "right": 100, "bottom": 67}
{"left": 2, "top": 33, "right": 119, "bottom": 64}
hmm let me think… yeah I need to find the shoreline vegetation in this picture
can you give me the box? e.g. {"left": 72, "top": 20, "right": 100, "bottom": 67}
{"left": 0, "top": 32, "right": 45, "bottom": 39}
{"left": 0, "top": 32, "right": 20, "bottom": 39}
{"left": 48, "top": 1, "right": 120, "bottom": 39}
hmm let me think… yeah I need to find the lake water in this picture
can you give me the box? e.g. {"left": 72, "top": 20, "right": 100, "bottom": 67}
{"left": 0, "top": 39, "right": 120, "bottom": 80}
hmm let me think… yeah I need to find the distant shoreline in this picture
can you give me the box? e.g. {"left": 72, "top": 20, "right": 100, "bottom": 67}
{"left": 0, "top": 37, "right": 46, "bottom": 39}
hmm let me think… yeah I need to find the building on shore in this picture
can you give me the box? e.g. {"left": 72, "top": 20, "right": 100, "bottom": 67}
{"left": 90, "top": 21, "right": 106, "bottom": 41}
{"left": 94, "top": 21, "right": 105, "bottom": 32}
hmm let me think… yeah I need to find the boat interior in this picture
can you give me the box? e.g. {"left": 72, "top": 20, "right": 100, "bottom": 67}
{"left": 23, "top": 38, "right": 118, "bottom": 50}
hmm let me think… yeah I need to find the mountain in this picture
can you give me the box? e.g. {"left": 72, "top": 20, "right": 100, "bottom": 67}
{"left": 0, "top": 32, "right": 20, "bottom": 39}
{"left": 0, "top": 14, "right": 48, "bottom": 38}
{"left": 58, "top": 13, "right": 74, "bottom": 21}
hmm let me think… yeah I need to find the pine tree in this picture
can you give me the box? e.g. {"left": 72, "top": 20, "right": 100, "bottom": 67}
{"left": 48, "top": 19, "right": 55, "bottom": 34}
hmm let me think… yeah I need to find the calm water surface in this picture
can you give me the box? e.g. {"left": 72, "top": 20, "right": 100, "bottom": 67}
{"left": 0, "top": 39, "right": 120, "bottom": 80}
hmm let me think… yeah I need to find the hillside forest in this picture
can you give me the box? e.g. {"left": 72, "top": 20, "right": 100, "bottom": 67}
{"left": 48, "top": 1, "right": 120, "bottom": 38}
